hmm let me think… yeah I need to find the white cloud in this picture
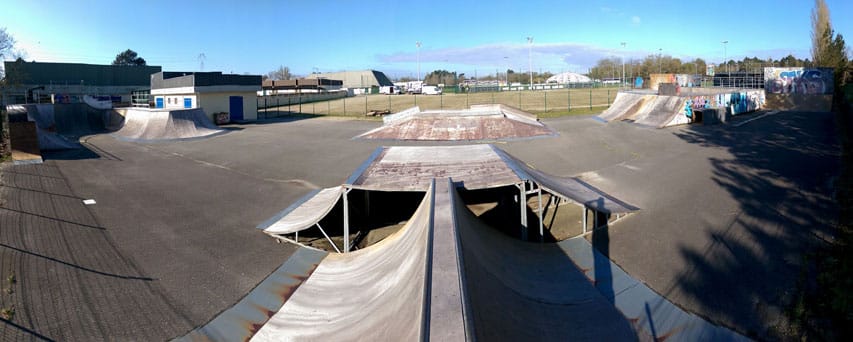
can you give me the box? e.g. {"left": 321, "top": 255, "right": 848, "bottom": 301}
{"left": 376, "top": 42, "right": 649, "bottom": 72}
{"left": 631, "top": 16, "right": 641, "bottom": 24}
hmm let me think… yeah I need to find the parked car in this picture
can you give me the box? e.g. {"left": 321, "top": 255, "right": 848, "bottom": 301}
{"left": 421, "top": 85, "right": 442, "bottom": 95}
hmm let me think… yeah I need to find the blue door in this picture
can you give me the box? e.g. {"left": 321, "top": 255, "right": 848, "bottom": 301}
{"left": 156, "top": 97, "right": 164, "bottom": 108}
{"left": 229, "top": 96, "right": 244, "bottom": 121}
{"left": 184, "top": 98, "right": 192, "bottom": 108}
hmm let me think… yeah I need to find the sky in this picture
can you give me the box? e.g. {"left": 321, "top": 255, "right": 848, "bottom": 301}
{"left": 1, "top": 0, "right": 851, "bottom": 79}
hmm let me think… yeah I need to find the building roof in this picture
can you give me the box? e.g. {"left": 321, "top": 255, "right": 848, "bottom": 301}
{"left": 151, "top": 71, "right": 261, "bottom": 90}
{"left": 304, "top": 70, "right": 393, "bottom": 88}
{"left": 2, "top": 61, "right": 161, "bottom": 87}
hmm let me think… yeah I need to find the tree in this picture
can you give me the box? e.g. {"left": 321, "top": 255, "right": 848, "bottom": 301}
{"left": 424, "top": 69, "right": 458, "bottom": 86}
{"left": 112, "top": 49, "right": 146, "bottom": 66}
{"left": 809, "top": 0, "right": 849, "bottom": 95}
{"left": 266, "top": 66, "right": 292, "bottom": 80}
{"left": 0, "top": 28, "right": 14, "bottom": 61}
{"left": 811, "top": 0, "right": 831, "bottom": 65}
{"left": 0, "top": 28, "right": 15, "bottom": 79}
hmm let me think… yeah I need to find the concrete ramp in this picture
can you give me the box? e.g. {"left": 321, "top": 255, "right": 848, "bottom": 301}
{"left": 6, "top": 104, "right": 80, "bottom": 150}
{"left": 113, "top": 108, "right": 225, "bottom": 142}
{"left": 452, "top": 181, "right": 637, "bottom": 341}
{"left": 599, "top": 92, "right": 649, "bottom": 122}
{"left": 251, "top": 180, "right": 435, "bottom": 341}
{"left": 633, "top": 95, "right": 690, "bottom": 128}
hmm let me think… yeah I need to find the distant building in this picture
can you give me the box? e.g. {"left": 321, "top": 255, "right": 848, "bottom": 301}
{"left": 1, "top": 60, "right": 161, "bottom": 106}
{"left": 304, "top": 70, "right": 393, "bottom": 90}
{"left": 261, "top": 78, "right": 343, "bottom": 95}
{"left": 545, "top": 72, "right": 592, "bottom": 84}
{"left": 150, "top": 71, "right": 261, "bottom": 121}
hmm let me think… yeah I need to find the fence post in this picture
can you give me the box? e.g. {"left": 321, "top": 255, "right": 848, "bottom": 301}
{"left": 388, "top": 95, "right": 391, "bottom": 112}
{"left": 589, "top": 87, "right": 592, "bottom": 110}
{"left": 607, "top": 89, "right": 610, "bottom": 105}
{"left": 518, "top": 91, "right": 521, "bottom": 108}
{"left": 567, "top": 88, "right": 571, "bottom": 110}
{"left": 299, "top": 95, "right": 302, "bottom": 114}
{"left": 440, "top": 93, "right": 443, "bottom": 109}
{"left": 343, "top": 97, "right": 346, "bottom": 115}
{"left": 466, "top": 92, "right": 469, "bottom": 107}
{"left": 364, "top": 95, "right": 367, "bottom": 114}
{"left": 544, "top": 91, "right": 547, "bottom": 112}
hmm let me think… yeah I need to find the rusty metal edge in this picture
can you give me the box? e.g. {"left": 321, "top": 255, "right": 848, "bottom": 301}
{"left": 345, "top": 146, "right": 387, "bottom": 186}
{"left": 173, "top": 247, "right": 328, "bottom": 342}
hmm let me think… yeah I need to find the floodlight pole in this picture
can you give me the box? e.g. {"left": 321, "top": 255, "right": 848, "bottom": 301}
{"left": 527, "top": 36, "right": 534, "bottom": 89}
{"left": 658, "top": 48, "right": 663, "bottom": 74}
{"left": 620, "top": 42, "right": 626, "bottom": 88}
{"left": 504, "top": 56, "right": 509, "bottom": 88}
{"left": 416, "top": 41, "right": 422, "bottom": 82}
{"left": 722, "top": 40, "right": 728, "bottom": 73}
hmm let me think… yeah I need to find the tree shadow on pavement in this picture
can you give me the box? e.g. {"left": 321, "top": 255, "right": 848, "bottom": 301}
{"left": 670, "top": 112, "right": 839, "bottom": 339}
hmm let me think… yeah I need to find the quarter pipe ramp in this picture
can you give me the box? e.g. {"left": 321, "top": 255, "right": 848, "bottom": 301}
{"left": 113, "top": 108, "right": 225, "bottom": 142}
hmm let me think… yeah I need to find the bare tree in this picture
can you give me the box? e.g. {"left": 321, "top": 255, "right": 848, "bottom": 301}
{"left": 266, "top": 66, "right": 292, "bottom": 80}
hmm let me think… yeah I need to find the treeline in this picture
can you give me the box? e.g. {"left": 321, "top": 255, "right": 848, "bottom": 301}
{"left": 407, "top": 69, "right": 556, "bottom": 85}
{"left": 589, "top": 54, "right": 821, "bottom": 80}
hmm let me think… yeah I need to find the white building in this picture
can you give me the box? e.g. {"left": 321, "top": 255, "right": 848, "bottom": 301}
{"left": 150, "top": 71, "right": 261, "bottom": 121}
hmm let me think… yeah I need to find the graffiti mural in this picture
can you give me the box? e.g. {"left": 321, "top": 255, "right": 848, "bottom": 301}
{"left": 764, "top": 67, "right": 833, "bottom": 94}
{"left": 683, "top": 90, "right": 765, "bottom": 116}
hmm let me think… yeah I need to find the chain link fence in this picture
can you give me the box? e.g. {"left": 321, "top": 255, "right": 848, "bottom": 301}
{"left": 258, "top": 87, "right": 621, "bottom": 118}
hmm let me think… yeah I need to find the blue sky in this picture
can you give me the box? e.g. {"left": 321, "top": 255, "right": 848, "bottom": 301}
{"left": 1, "top": 0, "right": 850, "bottom": 79}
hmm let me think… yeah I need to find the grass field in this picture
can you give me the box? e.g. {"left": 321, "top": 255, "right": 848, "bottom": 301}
{"left": 259, "top": 88, "right": 618, "bottom": 118}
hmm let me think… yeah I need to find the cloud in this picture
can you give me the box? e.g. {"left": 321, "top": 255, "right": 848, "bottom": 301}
{"left": 631, "top": 16, "right": 641, "bottom": 24}
{"left": 376, "top": 42, "right": 648, "bottom": 72}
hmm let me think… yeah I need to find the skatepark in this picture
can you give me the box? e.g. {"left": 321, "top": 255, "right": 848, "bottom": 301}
{"left": 0, "top": 89, "right": 841, "bottom": 340}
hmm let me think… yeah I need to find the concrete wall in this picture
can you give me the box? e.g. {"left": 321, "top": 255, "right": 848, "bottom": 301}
{"left": 765, "top": 93, "right": 833, "bottom": 112}
{"left": 764, "top": 67, "right": 834, "bottom": 94}
{"left": 154, "top": 95, "right": 197, "bottom": 109}
{"left": 197, "top": 91, "right": 257, "bottom": 121}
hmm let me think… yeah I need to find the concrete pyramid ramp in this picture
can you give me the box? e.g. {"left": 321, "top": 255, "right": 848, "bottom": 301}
{"left": 113, "top": 108, "right": 225, "bottom": 142}
{"left": 357, "top": 104, "right": 555, "bottom": 141}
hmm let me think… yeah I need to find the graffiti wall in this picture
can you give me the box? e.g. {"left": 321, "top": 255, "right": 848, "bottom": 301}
{"left": 764, "top": 67, "right": 833, "bottom": 94}
{"left": 681, "top": 89, "right": 765, "bottom": 116}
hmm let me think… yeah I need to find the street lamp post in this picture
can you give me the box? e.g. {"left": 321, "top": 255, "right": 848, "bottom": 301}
{"left": 620, "top": 42, "right": 626, "bottom": 88}
{"left": 658, "top": 48, "right": 662, "bottom": 74}
{"left": 721, "top": 40, "right": 728, "bottom": 73}
{"left": 504, "top": 56, "right": 509, "bottom": 88}
{"left": 416, "top": 41, "right": 422, "bottom": 81}
{"left": 527, "top": 36, "right": 533, "bottom": 89}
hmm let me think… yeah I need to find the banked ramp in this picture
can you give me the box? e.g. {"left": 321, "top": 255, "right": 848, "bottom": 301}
{"left": 598, "top": 92, "right": 690, "bottom": 128}
{"left": 113, "top": 108, "right": 225, "bottom": 142}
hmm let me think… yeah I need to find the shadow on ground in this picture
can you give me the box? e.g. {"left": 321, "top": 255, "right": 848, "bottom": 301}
{"left": 670, "top": 112, "right": 839, "bottom": 339}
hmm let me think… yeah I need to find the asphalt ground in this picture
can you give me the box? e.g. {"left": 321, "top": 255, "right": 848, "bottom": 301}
{"left": 0, "top": 110, "right": 840, "bottom": 340}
